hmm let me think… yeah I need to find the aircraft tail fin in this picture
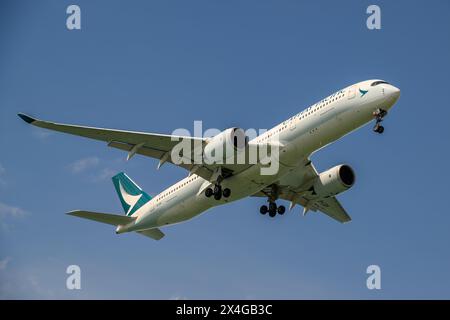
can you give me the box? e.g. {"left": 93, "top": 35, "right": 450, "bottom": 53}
{"left": 112, "top": 172, "right": 152, "bottom": 216}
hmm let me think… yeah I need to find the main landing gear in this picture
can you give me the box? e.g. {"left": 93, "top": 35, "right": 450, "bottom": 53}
{"left": 259, "top": 184, "right": 285, "bottom": 218}
{"left": 373, "top": 108, "right": 387, "bottom": 134}
{"left": 205, "top": 184, "right": 231, "bottom": 201}
{"left": 260, "top": 202, "right": 286, "bottom": 218}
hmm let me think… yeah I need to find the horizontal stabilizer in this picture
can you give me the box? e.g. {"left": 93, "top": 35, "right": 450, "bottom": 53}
{"left": 67, "top": 210, "right": 135, "bottom": 226}
{"left": 137, "top": 228, "right": 165, "bottom": 240}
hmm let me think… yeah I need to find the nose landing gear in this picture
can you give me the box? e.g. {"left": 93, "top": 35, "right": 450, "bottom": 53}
{"left": 373, "top": 124, "right": 384, "bottom": 134}
{"left": 373, "top": 108, "right": 387, "bottom": 134}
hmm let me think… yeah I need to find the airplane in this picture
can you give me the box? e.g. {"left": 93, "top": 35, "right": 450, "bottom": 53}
{"left": 18, "top": 79, "right": 400, "bottom": 240}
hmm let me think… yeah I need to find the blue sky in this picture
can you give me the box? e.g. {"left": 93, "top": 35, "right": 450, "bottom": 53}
{"left": 1, "top": 0, "right": 450, "bottom": 299}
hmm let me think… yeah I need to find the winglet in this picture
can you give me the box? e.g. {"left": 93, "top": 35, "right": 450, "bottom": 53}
{"left": 17, "top": 113, "right": 37, "bottom": 124}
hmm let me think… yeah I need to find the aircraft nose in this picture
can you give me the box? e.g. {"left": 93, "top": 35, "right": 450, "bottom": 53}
{"left": 386, "top": 84, "right": 401, "bottom": 101}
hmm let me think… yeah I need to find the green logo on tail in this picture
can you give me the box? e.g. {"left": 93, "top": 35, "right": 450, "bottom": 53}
{"left": 112, "top": 172, "right": 152, "bottom": 216}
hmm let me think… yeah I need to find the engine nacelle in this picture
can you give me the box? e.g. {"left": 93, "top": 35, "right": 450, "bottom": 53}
{"left": 203, "top": 128, "right": 248, "bottom": 164}
{"left": 313, "top": 164, "right": 355, "bottom": 198}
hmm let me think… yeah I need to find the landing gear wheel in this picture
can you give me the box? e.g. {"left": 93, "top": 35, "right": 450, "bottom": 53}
{"left": 373, "top": 124, "right": 384, "bottom": 134}
{"left": 260, "top": 205, "right": 268, "bottom": 215}
{"left": 277, "top": 205, "right": 286, "bottom": 215}
{"left": 214, "top": 192, "right": 222, "bottom": 201}
{"left": 205, "top": 188, "right": 213, "bottom": 198}
{"left": 213, "top": 185, "right": 222, "bottom": 200}
{"left": 222, "top": 188, "right": 231, "bottom": 198}
{"left": 268, "top": 202, "right": 277, "bottom": 217}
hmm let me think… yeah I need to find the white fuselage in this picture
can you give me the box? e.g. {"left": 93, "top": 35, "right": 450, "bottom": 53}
{"left": 124, "top": 80, "right": 400, "bottom": 232}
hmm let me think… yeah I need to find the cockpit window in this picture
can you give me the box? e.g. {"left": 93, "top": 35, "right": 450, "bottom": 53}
{"left": 371, "top": 80, "right": 390, "bottom": 86}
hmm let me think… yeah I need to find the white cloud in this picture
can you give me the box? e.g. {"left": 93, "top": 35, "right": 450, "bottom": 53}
{"left": 0, "top": 271, "right": 55, "bottom": 299}
{"left": 68, "top": 157, "right": 100, "bottom": 174}
{"left": 92, "top": 158, "right": 126, "bottom": 182}
{"left": 0, "top": 202, "right": 27, "bottom": 232}
{"left": 93, "top": 168, "right": 117, "bottom": 182}
{"left": 0, "top": 202, "right": 27, "bottom": 219}
{"left": 32, "top": 127, "right": 53, "bottom": 140}
{"left": 0, "top": 257, "right": 11, "bottom": 271}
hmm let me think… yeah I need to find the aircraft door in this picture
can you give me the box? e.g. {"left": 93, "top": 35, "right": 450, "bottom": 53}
{"left": 347, "top": 86, "right": 356, "bottom": 100}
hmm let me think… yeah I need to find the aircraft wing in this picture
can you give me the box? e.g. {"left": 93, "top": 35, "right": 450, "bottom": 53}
{"left": 253, "top": 160, "right": 351, "bottom": 223}
{"left": 18, "top": 113, "right": 252, "bottom": 182}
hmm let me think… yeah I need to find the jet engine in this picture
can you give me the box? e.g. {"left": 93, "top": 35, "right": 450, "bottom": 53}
{"left": 203, "top": 128, "right": 248, "bottom": 164}
{"left": 312, "top": 164, "right": 355, "bottom": 198}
